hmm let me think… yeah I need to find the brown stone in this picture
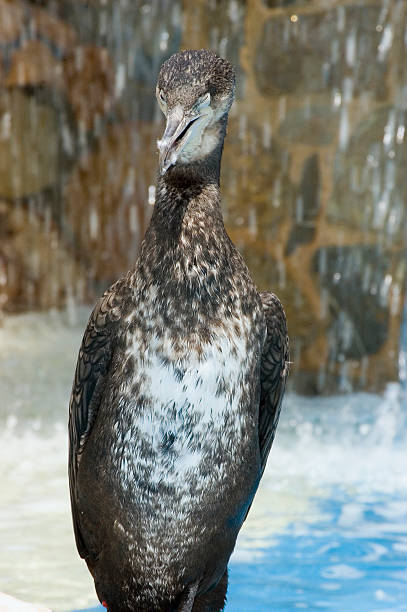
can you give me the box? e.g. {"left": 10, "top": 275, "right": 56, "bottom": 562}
{"left": 254, "top": 4, "right": 388, "bottom": 99}
{"left": 6, "top": 40, "right": 62, "bottom": 87}
{"left": 64, "top": 121, "right": 160, "bottom": 285}
{"left": 0, "top": 0, "right": 76, "bottom": 53}
{"left": 262, "top": 0, "right": 302, "bottom": 6}
{"left": 239, "top": 245, "right": 318, "bottom": 350}
{"left": 63, "top": 46, "right": 115, "bottom": 130}
{"left": 329, "top": 106, "right": 407, "bottom": 246}
{"left": 0, "top": 90, "right": 59, "bottom": 199}
{"left": 222, "top": 115, "right": 296, "bottom": 238}
{"left": 0, "top": 200, "right": 87, "bottom": 313}
{"left": 0, "top": 0, "right": 25, "bottom": 44}
{"left": 278, "top": 105, "right": 338, "bottom": 147}
{"left": 31, "top": 5, "right": 77, "bottom": 54}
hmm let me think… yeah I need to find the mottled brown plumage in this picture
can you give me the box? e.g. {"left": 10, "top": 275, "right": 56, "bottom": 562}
{"left": 69, "top": 49, "right": 288, "bottom": 612}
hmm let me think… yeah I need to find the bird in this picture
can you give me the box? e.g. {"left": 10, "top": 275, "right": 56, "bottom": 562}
{"left": 68, "top": 49, "right": 289, "bottom": 612}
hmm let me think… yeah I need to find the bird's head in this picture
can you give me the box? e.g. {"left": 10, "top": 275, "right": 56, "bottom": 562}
{"left": 156, "top": 49, "right": 235, "bottom": 174}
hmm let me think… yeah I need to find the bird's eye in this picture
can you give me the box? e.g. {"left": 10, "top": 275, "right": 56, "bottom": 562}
{"left": 159, "top": 90, "right": 166, "bottom": 105}
{"left": 199, "top": 92, "right": 211, "bottom": 107}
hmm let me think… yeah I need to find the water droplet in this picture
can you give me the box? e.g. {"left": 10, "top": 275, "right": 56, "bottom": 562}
{"left": 115, "top": 63, "right": 126, "bottom": 97}
{"left": 378, "top": 24, "right": 393, "bottom": 62}
{"left": 0, "top": 112, "right": 11, "bottom": 140}
{"left": 148, "top": 185, "right": 156, "bottom": 206}
{"left": 248, "top": 208, "right": 257, "bottom": 238}
{"left": 345, "top": 29, "right": 356, "bottom": 66}
{"left": 333, "top": 91, "right": 342, "bottom": 107}
{"left": 396, "top": 124, "right": 405, "bottom": 143}
{"left": 338, "top": 107, "right": 350, "bottom": 150}
{"left": 89, "top": 208, "right": 99, "bottom": 239}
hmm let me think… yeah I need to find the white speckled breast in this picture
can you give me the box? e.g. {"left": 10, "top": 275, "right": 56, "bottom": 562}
{"left": 98, "top": 307, "right": 263, "bottom": 596}
{"left": 115, "top": 314, "right": 259, "bottom": 513}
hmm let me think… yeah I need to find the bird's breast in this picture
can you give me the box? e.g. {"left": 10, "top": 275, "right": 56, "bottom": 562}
{"left": 109, "top": 313, "right": 262, "bottom": 515}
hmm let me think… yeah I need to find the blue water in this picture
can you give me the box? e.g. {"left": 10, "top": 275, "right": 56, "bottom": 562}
{"left": 228, "top": 495, "right": 407, "bottom": 611}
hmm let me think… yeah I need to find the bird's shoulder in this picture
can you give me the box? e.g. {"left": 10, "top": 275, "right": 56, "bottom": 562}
{"left": 260, "top": 291, "right": 288, "bottom": 368}
{"left": 70, "top": 279, "right": 128, "bottom": 405}
{"left": 69, "top": 276, "right": 133, "bottom": 435}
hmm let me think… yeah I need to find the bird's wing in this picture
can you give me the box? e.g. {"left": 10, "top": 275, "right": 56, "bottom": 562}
{"left": 258, "top": 291, "right": 289, "bottom": 476}
{"left": 68, "top": 282, "right": 125, "bottom": 557}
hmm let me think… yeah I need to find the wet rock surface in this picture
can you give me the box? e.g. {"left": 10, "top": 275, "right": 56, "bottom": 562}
{"left": 314, "top": 245, "right": 391, "bottom": 360}
{"left": 0, "top": 90, "right": 59, "bottom": 199}
{"left": 64, "top": 121, "right": 158, "bottom": 287}
{"left": 0, "top": 0, "right": 405, "bottom": 393}
{"left": 329, "top": 106, "right": 407, "bottom": 245}
{"left": 254, "top": 4, "right": 389, "bottom": 98}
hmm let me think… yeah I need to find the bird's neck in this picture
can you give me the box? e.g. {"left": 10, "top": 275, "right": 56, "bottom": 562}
{"left": 138, "top": 143, "right": 235, "bottom": 296}
{"left": 146, "top": 118, "right": 228, "bottom": 248}
{"left": 134, "top": 116, "right": 237, "bottom": 305}
{"left": 144, "top": 178, "right": 227, "bottom": 260}
{"left": 136, "top": 175, "right": 236, "bottom": 331}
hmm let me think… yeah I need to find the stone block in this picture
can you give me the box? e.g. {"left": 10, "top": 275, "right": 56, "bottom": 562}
{"left": 64, "top": 121, "right": 159, "bottom": 286}
{"left": 0, "top": 90, "right": 59, "bottom": 199}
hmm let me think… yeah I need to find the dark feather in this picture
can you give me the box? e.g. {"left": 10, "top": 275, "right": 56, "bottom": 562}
{"left": 68, "top": 282, "right": 124, "bottom": 557}
{"left": 258, "top": 291, "right": 289, "bottom": 476}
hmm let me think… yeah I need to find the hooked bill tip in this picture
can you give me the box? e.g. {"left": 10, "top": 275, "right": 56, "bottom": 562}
{"left": 158, "top": 138, "right": 177, "bottom": 174}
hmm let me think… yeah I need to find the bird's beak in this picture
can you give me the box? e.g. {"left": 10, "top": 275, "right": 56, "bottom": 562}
{"left": 157, "top": 106, "right": 200, "bottom": 174}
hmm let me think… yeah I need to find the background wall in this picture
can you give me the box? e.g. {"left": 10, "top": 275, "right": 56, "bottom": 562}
{"left": 0, "top": 0, "right": 406, "bottom": 394}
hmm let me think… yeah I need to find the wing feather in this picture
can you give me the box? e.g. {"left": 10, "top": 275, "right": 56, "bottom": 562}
{"left": 68, "top": 283, "right": 124, "bottom": 557}
{"left": 258, "top": 291, "right": 289, "bottom": 476}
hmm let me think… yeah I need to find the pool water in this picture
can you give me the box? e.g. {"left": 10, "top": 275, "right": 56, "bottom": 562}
{"left": 0, "top": 312, "right": 406, "bottom": 611}
{"left": 229, "top": 494, "right": 407, "bottom": 611}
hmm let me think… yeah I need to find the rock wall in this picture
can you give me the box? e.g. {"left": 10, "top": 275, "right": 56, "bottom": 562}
{"left": 0, "top": 0, "right": 405, "bottom": 393}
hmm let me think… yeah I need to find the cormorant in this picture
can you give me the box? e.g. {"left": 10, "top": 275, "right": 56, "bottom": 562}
{"left": 69, "top": 49, "right": 289, "bottom": 612}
